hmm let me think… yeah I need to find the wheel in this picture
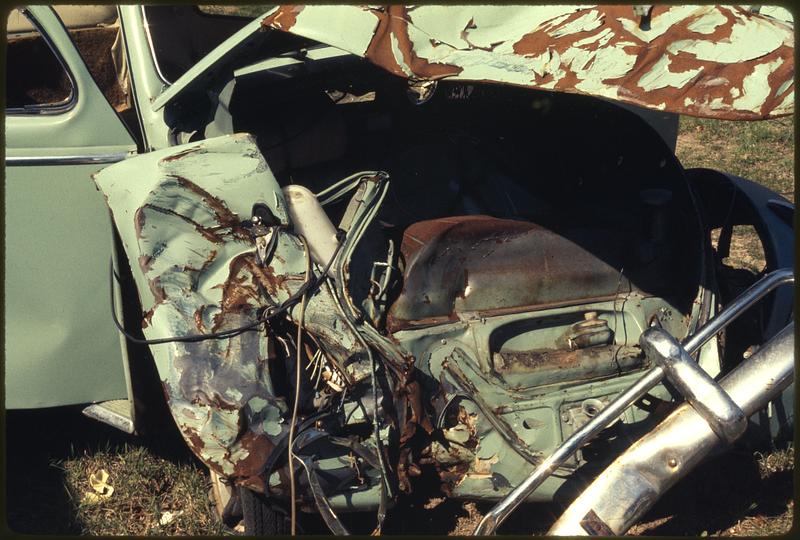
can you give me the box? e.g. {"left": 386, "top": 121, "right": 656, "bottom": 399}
{"left": 239, "top": 485, "right": 292, "bottom": 535}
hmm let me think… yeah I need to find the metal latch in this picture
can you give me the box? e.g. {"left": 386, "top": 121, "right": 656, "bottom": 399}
{"left": 245, "top": 203, "right": 281, "bottom": 266}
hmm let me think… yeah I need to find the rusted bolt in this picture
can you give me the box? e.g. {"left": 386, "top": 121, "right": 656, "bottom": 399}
{"left": 584, "top": 311, "right": 598, "bottom": 321}
{"left": 667, "top": 457, "right": 678, "bottom": 468}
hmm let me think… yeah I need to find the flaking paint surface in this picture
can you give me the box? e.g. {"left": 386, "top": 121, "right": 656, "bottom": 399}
{"left": 262, "top": 4, "right": 793, "bottom": 119}
{"left": 95, "top": 134, "right": 363, "bottom": 489}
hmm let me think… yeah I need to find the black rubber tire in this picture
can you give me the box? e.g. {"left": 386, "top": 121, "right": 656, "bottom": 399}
{"left": 239, "top": 487, "right": 291, "bottom": 536}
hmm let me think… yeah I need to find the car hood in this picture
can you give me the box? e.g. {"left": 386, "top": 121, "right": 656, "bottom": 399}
{"left": 257, "top": 4, "right": 794, "bottom": 120}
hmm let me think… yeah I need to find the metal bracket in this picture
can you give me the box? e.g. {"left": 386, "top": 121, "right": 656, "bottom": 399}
{"left": 632, "top": 5, "right": 654, "bottom": 30}
{"left": 639, "top": 327, "right": 746, "bottom": 443}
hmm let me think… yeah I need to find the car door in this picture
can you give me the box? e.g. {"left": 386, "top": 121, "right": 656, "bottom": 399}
{"left": 5, "top": 6, "right": 137, "bottom": 409}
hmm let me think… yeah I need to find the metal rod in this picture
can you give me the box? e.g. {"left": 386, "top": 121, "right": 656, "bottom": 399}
{"left": 473, "top": 268, "right": 793, "bottom": 535}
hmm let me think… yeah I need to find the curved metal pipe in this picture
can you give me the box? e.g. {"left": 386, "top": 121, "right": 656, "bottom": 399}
{"left": 548, "top": 322, "right": 794, "bottom": 535}
{"left": 474, "top": 268, "right": 793, "bottom": 535}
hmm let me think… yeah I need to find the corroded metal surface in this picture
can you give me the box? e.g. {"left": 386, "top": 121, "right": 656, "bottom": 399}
{"left": 262, "top": 4, "right": 794, "bottom": 119}
{"left": 95, "top": 134, "right": 363, "bottom": 491}
{"left": 387, "top": 215, "right": 633, "bottom": 332}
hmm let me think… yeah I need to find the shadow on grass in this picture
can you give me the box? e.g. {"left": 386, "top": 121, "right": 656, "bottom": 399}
{"left": 4, "top": 404, "right": 200, "bottom": 535}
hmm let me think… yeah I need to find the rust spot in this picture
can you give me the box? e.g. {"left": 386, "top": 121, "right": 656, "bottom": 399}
{"left": 261, "top": 4, "right": 304, "bottom": 31}
{"left": 141, "top": 308, "right": 153, "bottom": 328}
{"left": 138, "top": 176, "right": 252, "bottom": 246}
{"left": 262, "top": 5, "right": 792, "bottom": 120}
{"left": 148, "top": 276, "right": 167, "bottom": 304}
{"left": 160, "top": 380, "right": 172, "bottom": 404}
{"left": 159, "top": 146, "right": 204, "bottom": 163}
{"left": 362, "top": 5, "right": 464, "bottom": 80}
{"left": 210, "top": 252, "right": 300, "bottom": 332}
{"left": 437, "top": 462, "right": 470, "bottom": 495}
{"left": 134, "top": 207, "right": 147, "bottom": 239}
{"left": 406, "top": 380, "right": 434, "bottom": 437}
{"left": 234, "top": 431, "right": 277, "bottom": 479}
{"left": 387, "top": 215, "right": 633, "bottom": 332}
{"left": 194, "top": 307, "right": 207, "bottom": 333}
{"left": 191, "top": 390, "right": 240, "bottom": 412}
{"left": 580, "top": 508, "right": 615, "bottom": 536}
{"left": 183, "top": 427, "right": 207, "bottom": 459}
{"left": 138, "top": 254, "right": 154, "bottom": 273}
{"left": 239, "top": 474, "right": 267, "bottom": 494}
{"left": 173, "top": 176, "right": 250, "bottom": 240}
{"left": 183, "top": 249, "right": 218, "bottom": 275}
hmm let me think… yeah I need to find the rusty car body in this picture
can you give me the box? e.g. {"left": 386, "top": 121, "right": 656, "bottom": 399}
{"left": 5, "top": 4, "right": 795, "bottom": 535}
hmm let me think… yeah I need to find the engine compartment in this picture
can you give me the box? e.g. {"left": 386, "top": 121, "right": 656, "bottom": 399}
{"left": 222, "top": 62, "right": 708, "bottom": 330}
{"left": 153, "top": 56, "right": 718, "bottom": 505}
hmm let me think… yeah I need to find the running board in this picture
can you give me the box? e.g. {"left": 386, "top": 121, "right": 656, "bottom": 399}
{"left": 82, "top": 399, "right": 135, "bottom": 434}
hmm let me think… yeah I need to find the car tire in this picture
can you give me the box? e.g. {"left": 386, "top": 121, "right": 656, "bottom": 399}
{"left": 239, "top": 486, "right": 292, "bottom": 535}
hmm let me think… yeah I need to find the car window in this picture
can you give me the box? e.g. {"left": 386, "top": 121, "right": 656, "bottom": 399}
{"left": 6, "top": 9, "right": 75, "bottom": 111}
{"left": 142, "top": 6, "right": 267, "bottom": 84}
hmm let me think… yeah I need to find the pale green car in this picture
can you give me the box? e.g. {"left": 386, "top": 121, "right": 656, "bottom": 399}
{"left": 5, "top": 5, "right": 795, "bottom": 535}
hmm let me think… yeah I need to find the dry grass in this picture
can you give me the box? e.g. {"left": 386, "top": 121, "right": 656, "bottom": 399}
{"left": 58, "top": 445, "right": 225, "bottom": 536}
{"left": 677, "top": 115, "right": 794, "bottom": 202}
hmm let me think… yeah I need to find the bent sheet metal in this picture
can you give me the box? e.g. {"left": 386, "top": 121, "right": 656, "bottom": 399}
{"left": 262, "top": 4, "right": 794, "bottom": 119}
{"left": 95, "top": 134, "right": 362, "bottom": 492}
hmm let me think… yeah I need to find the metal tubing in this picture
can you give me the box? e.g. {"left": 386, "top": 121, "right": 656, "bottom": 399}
{"left": 548, "top": 322, "right": 794, "bottom": 535}
{"left": 640, "top": 327, "right": 747, "bottom": 444}
{"left": 682, "top": 268, "right": 794, "bottom": 353}
{"left": 473, "top": 268, "right": 793, "bottom": 535}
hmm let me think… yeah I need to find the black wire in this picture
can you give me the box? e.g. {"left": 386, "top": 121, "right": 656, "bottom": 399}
{"left": 109, "top": 231, "right": 344, "bottom": 346}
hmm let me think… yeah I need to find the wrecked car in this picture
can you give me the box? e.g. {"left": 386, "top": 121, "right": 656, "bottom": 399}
{"left": 5, "top": 4, "right": 795, "bottom": 535}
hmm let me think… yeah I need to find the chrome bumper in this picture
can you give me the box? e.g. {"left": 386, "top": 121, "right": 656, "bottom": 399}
{"left": 475, "top": 268, "right": 794, "bottom": 535}
{"left": 548, "top": 321, "right": 794, "bottom": 535}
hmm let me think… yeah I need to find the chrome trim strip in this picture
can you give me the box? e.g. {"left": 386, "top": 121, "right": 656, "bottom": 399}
{"left": 82, "top": 403, "right": 135, "bottom": 434}
{"left": 140, "top": 5, "right": 171, "bottom": 85}
{"left": 6, "top": 152, "right": 130, "bottom": 166}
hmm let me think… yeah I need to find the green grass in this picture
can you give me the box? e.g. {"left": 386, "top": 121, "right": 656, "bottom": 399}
{"left": 57, "top": 444, "right": 226, "bottom": 536}
{"left": 677, "top": 115, "right": 794, "bottom": 202}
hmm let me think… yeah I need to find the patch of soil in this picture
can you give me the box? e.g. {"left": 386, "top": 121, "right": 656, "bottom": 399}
{"left": 69, "top": 26, "right": 129, "bottom": 111}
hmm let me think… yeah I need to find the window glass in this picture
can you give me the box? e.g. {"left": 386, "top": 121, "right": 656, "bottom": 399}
{"left": 6, "top": 9, "right": 74, "bottom": 110}
{"left": 143, "top": 6, "right": 255, "bottom": 83}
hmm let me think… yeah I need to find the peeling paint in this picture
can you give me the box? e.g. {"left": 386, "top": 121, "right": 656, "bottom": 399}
{"left": 95, "top": 134, "right": 369, "bottom": 491}
{"left": 262, "top": 4, "right": 794, "bottom": 119}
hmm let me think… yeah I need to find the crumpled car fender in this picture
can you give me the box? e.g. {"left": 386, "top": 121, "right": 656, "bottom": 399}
{"left": 95, "top": 133, "right": 360, "bottom": 491}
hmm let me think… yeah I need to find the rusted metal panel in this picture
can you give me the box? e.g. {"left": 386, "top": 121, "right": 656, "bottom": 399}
{"left": 262, "top": 4, "right": 794, "bottom": 119}
{"left": 386, "top": 215, "right": 634, "bottom": 332}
